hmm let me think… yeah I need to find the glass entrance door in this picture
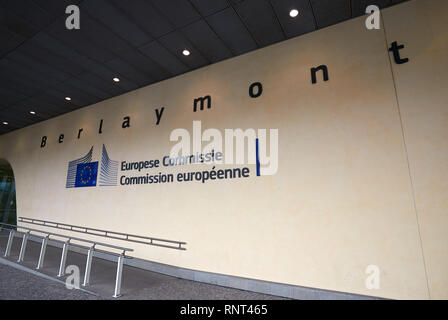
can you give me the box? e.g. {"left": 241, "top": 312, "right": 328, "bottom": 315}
{"left": 0, "top": 163, "right": 16, "bottom": 226}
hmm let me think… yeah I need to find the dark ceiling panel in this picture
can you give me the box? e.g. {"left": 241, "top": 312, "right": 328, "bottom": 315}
{"left": 32, "top": 32, "right": 96, "bottom": 74}
{"left": 351, "top": 0, "right": 391, "bottom": 17}
{"left": 109, "top": 0, "right": 174, "bottom": 38}
{"left": 229, "top": 0, "right": 285, "bottom": 47}
{"left": 46, "top": 16, "right": 116, "bottom": 64}
{"left": 14, "top": 97, "right": 63, "bottom": 118}
{"left": 0, "top": 77, "right": 33, "bottom": 103}
{"left": 77, "top": 72, "right": 121, "bottom": 97}
{"left": 181, "top": 19, "right": 233, "bottom": 62}
{"left": 189, "top": 0, "right": 230, "bottom": 16}
{"left": 118, "top": 50, "right": 171, "bottom": 81}
{"left": 0, "top": 26, "right": 26, "bottom": 57}
{"left": 20, "top": 39, "right": 83, "bottom": 77}
{"left": 0, "top": 96, "right": 21, "bottom": 109}
{"left": 0, "top": 6, "right": 41, "bottom": 38}
{"left": 1, "top": 0, "right": 53, "bottom": 30}
{"left": 81, "top": 0, "right": 152, "bottom": 48}
{"left": 64, "top": 77, "right": 110, "bottom": 101}
{"left": 54, "top": 82, "right": 99, "bottom": 106}
{"left": 30, "top": 0, "right": 82, "bottom": 16}
{"left": 89, "top": 64, "right": 139, "bottom": 92}
{"left": 158, "top": 31, "right": 209, "bottom": 69}
{"left": 0, "top": 74, "right": 40, "bottom": 97}
{"left": 42, "top": 87, "right": 79, "bottom": 106}
{"left": 0, "top": 116, "right": 32, "bottom": 131}
{"left": 7, "top": 50, "right": 71, "bottom": 83}
{"left": 4, "top": 104, "right": 46, "bottom": 123}
{"left": 105, "top": 58, "right": 154, "bottom": 87}
{"left": 270, "top": 0, "right": 316, "bottom": 38}
{"left": 206, "top": 7, "right": 258, "bottom": 55}
{"left": 150, "top": 0, "right": 201, "bottom": 28}
{"left": 0, "top": 107, "right": 37, "bottom": 125}
{"left": 0, "top": 87, "right": 28, "bottom": 104}
{"left": 139, "top": 41, "right": 189, "bottom": 76}
{"left": 76, "top": 13, "right": 134, "bottom": 57}
{"left": 310, "top": 0, "right": 351, "bottom": 28}
{"left": 0, "top": 58, "right": 60, "bottom": 91}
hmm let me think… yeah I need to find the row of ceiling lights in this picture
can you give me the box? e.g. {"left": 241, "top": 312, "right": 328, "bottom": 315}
{"left": 1, "top": 9, "right": 300, "bottom": 127}
{"left": 2, "top": 47, "right": 190, "bottom": 126}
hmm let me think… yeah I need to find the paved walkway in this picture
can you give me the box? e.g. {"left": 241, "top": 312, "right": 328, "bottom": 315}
{"left": 0, "top": 264, "right": 100, "bottom": 300}
{"left": 0, "top": 231, "right": 286, "bottom": 300}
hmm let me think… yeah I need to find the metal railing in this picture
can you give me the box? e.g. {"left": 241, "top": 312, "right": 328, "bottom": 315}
{"left": 19, "top": 216, "right": 187, "bottom": 250}
{"left": 1, "top": 222, "right": 133, "bottom": 255}
{"left": 0, "top": 222, "right": 133, "bottom": 298}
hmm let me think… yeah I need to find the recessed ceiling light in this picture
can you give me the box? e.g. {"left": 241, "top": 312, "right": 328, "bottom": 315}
{"left": 2, "top": 122, "right": 8, "bottom": 125}
{"left": 182, "top": 49, "right": 190, "bottom": 56}
{"left": 30, "top": 111, "right": 36, "bottom": 115}
{"left": 65, "top": 97, "right": 71, "bottom": 101}
{"left": 113, "top": 77, "right": 120, "bottom": 82}
{"left": 290, "top": 9, "right": 299, "bottom": 18}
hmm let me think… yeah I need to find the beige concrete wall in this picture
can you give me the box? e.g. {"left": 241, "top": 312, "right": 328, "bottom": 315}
{"left": 0, "top": 0, "right": 445, "bottom": 299}
{"left": 383, "top": 0, "right": 448, "bottom": 299}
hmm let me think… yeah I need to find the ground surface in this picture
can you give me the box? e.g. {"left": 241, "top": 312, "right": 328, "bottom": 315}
{"left": 0, "top": 264, "right": 100, "bottom": 300}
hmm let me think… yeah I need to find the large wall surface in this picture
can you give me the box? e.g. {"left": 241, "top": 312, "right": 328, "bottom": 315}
{"left": 0, "top": 0, "right": 446, "bottom": 300}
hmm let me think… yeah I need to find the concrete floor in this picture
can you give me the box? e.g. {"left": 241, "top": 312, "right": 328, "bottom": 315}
{"left": 0, "top": 264, "right": 101, "bottom": 300}
{"left": 0, "top": 230, "right": 286, "bottom": 300}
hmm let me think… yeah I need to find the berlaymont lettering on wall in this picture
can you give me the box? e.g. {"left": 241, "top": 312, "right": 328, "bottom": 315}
{"left": 1, "top": 0, "right": 447, "bottom": 300}
{"left": 38, "top": 33, "right": 410, "bottom": 190}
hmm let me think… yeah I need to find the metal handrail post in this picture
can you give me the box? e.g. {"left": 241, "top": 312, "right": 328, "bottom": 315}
{"left": 82, "top": 247, "right": 94, "bottom": 286}
{"left": 17, "top": 231, "right": 29, "bottom": 263}
{"left": 36, "top": 236, "right": 49, "bottom": 270}
{"left": 57, "top": 241, "right": 69, "bottom": 277}
{"left": 4, "top": 229, "right": 14, "bottom": 257}
{"left": 113, "top": 254, "right": 125, "bottom": 298}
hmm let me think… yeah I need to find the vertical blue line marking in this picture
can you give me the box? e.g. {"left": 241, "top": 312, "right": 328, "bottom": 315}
{"left": 256, "top": 138, "right": 261, "bottom": 177}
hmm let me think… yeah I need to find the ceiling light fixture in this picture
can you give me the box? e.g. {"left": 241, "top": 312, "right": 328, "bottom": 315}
{"left": 182, "top": 49, "right": 190, "bottom": 56}
{"left": 113, "top": 77, "right": 120, "bottom": 82}
{"left": 65, "top": 97, "right": 71, "bottom": 101}
{"left": 30, "top": 111, "right": 36, "bottom": 115}
{"left": 289, "top": 9, "right": 299, "bottom": 18}
{"left": 2, "top": 122, "right": 8, "bottom": 125}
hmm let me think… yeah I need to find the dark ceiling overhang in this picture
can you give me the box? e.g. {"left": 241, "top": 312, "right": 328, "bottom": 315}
{"left": 0, "top": 0, "right": 408, "bottom": 135}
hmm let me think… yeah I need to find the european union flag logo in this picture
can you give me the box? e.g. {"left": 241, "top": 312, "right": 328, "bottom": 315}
{"left": 75, "top": 162, "right": 98, "bottom": 188}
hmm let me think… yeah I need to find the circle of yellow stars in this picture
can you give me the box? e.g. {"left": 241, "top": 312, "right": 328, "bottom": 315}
{"left": 80, "top": 166, "right": 92, "bottom": 185}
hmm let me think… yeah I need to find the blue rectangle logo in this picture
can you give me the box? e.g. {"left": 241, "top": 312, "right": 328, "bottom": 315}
{"left": 75, "top": 162, "right": 98, "bottom": 188}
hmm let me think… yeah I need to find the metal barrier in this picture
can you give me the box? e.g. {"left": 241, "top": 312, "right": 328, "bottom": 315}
{"left": 0, "top": 223, "right": 133, "bottom": 298}
{"left": 19, "top": 217, "right": 187, "bottom": 250}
